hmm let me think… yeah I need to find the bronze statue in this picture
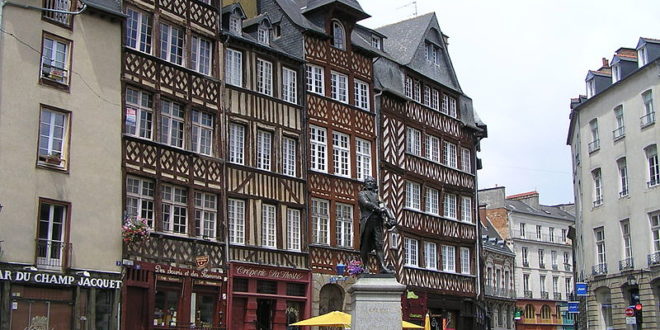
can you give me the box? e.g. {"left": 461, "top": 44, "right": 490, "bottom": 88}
{"left": 358, "top": 176, "right": 395, "bottom": 274}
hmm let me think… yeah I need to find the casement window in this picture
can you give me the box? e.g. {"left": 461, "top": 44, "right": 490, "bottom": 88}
{"left": 159, "top": 23, "right": 184, "bottom": 65}
{"left": 538, "top": 249, "right": 545, "bottom": 266}
{"left": 336, "top": 203, "right": 353, "bottom": 248}
{"left": 191, "top": 110, "right": 213, "bottom": 156}
{"left": 441, "top": 95, "right": 449, "bottom": 114}
{"left": 425, "top": 135, "right": 440, "bottom": 162}
{"left": 442, "top": 245, "right": 455, "bottom": 272}
{"left": 611, "top": 64, "right": 621, "bottom": 83}
{"left": 562, "top": 229, "right": 567, "bottom": 243}
{"left": 448, "top": 96, "right": 457, "bottom": 117}
{"left": 461, "top": 148, "right": 471, "bottom": 172}
{"left": 594, "top": 227, "right": 606, "bottom": 266}
{"left": 371, "top": 35, "right": 381, "bottom": 49}
{"left": 406, "top": 127, "right": 421, "bottom": 156}
{"left": 331, "top": 71, "right": 348, "bottom": 103}
{"left": 194, "top": 192, "right": 216, "bottom": 239}
{"left": 310, "top": 126, "right": 327, "bottom": 172}
{"left": 405, "top": 181, "right": 421, "bottom": 210}
{"left": 229, "top": 15, "right": 242, "bottom": 35}
{"left": 521, "top": 247, "right": 528, "bottom": 266}
{"left": 564, "top": 252, "right": 570, "bottom": 265}
{"left": 161, "top": 184, "right": 187, "bottom": 234}
{"left": 592, "top": 168, "right": 603, "bottom": 206}
{"left": 431, "top": 89, "right": 439, "bottom": 110}
{"left": 333, "top": 131, "right": 350, "bottom": 177}
{"left": 225, "top": 48, "right": 243, "bottom": 87}
{"left": 125, "top": 8, "right": 152, "bottom": 54}
{"left": 621, "top": 220, "right": 632, "bottom": 259}
{"left": 41, "top": 35, "right": 70, "bottom": 85}
{"left": 191, "top": 35, "right": 212, "bottom": 75}
{"left": 43, "top": 0, "right": 72, "bottom": 25}
{"left": 617, "top": 158, "right": 629, "bottom": 196}
{"left": 37, "top": 108, "right": 69, "bottom": 168}
{"left": 126, "top": 176, "right": 155, "bottom": 228}
{"left": 461, "top": 197, "right": 472, "bottom": 223}
{"left": 425, "top": 242, "right": 437, "bottom": 270}
{"left": 646, "top": 145, "right": 659, "bottom": 187}
{"left": 641, "top": 90, "right": 655, "bottom": 127}
{"left": 256, "top": 59, "right": 273, "bottom": 96}
{"left": 613, "top": 106, "right": 625, "bottom": 139}
{"left": 305, "top": 65, "right": 324, "bottom": 95}
{"left": 404, "top": 238, "right": 419, "bottom": 266}
{"left": 520, "top": 223, "right": 526, "bottom": 238}
{"left": 588, "top": 119, "right": 600, "bottom": 153}
{"left": 639, "top": 47, "right": 648, "bottom": 67}
{"left": 426, "top": 42, "right": 440, "bottom": 65}
{"left": 549, "top": 228, "right": 555, "bottom": 242}
{"left": 228, "top": 123, "right": 245, "bottom": 165}
{"left": 332, "top": 20, "right": 345, "bottom": 50}
{"left": 160, "top": 99, "right": 185, "bottom": 148}
{"left": 425, "top": 188, "right": 439, "bottom": 215}
{"left": 443, "top": 141, "right": 457, "bottom": 168}
{"left": 404, "top": 76, "right": 412, "bottom": 98}
{"left": 565, "top": 277, "right": 572, "bottom": 296}
{"left": 355, "top": 138, "right": 372, "bottom": 181}
{"left": 311, "top": 199, "right": 329, "bottom": 245}
{"left": 443, "top": 193, "right": 457, "bottom": 219}
{"left": 461, "top": 247, "right": 470, "bottom": 274}
{"left": 287, "top": 209, "right": 301, "bottom": 251}
{"left": 536, "top": 225, "right": 542, "bottom": 239}
{"left": 551, "top": 250, "right": 558, "bottom": 266}
{"left": 256, "top": 130, "right": 272, "bottom": 171}
{"left": 354, "top": 79, "right": 369, "bottom": 110}
{"left": 413, "top": 80, "right": 421, "bottom": 102}
{"left": 282, "top": 67, "right": 297, "bottom": 104}
{"left": 650, "top": 212, "right": 660, "bottom": 252}
{"left": 37, "top": 200, "right": 68, "bottom": 269}
{"left": 261, "top": 204, "right": 276, "bottom": 248}
{"left": 586, "top": 78, "right": 596, "bottom": 98}
{"left": 257, "top": 25, "right": 269, "bottom": 45}
{"left": 125, "top": 87, "right": 153, "bottom": 139}
{"left": 282, "top": 137, "right": 297, "bottom": 177}
{"left": 228, "top": 199, "right": 245, "bottom": 244}
{"left": 540, "top": 275, "right": 547, "bottom": 293}
{"left": 423, "top": 86, "right": 430, "bottom": 106}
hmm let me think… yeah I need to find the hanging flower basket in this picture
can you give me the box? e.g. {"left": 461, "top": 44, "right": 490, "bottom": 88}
{"left": 346, "top": 259, "right": 364, "bottom": 276}
{"left": 122, "top": 217, "right": 151, "bottom": 245}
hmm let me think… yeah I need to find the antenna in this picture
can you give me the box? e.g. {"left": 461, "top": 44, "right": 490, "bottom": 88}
{"left": 397, "top": 0, "right": 418, "bottom": 17}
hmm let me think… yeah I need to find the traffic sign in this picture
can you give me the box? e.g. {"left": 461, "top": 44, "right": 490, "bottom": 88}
{"left": 626, "top": 316, "right": 637, "bottom": 325}
{"left": 576, "top": 282, "right": 588, "bottom": 296}
{"left": 625, "top": 308, "right": 635, "bottom": 317}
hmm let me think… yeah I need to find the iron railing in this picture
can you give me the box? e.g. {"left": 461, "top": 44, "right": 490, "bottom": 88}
{"left": 541, "top": 291, "right": 549, "bottom": 299}
{"left": 524, "top": 290, "right": 533, "bottom": 298}
{"left": 619, "top": 257, "right": 634, "bottom": 271}
{"left": 648, "top": 177, "right": 659, "bottom": 188}
{"left": 648, "top": 251, "right": 660, "bottom": 266}
{"left": 592, "top": 263, "right": 607, "bottom": 276}
{"left": 588, "top": 139, "right": 600, "bottom": 153}
{"left": 612, "top": 126, "right": 625, "bottom": 140}
{"left": 43, "top": 0, "right": 72, "bottom": 25}
{"left": 641, "top": 112, "right": 656, "bottom": 128}
{"left": 36, "top": 239, "right": 71, "bottom": 269}
{"left": 553, "top": 292, "right": 562, "bottom": 300}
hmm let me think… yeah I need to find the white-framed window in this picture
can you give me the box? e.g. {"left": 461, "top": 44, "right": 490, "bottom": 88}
{"left": 549, "top": 227, "right": 555, "bottom": 242}
{"left": 225, "top": 48, "right": 243, "bottom": 87}
{"left": 191, "top": 35, "right": 212, "bottom": 75}
{"left": 442, "top": 245, "right": 456, "bottom": 272}
{"left": 261, "top": 204, "right": 276, "bottom": 248}
{"left": 310, "top": 126, "right": 327, "bottom": 172}
{"left": 371, "top": 35, "right": 381, "bottom": 49}
{"left": 256, "top": 59, "right": 273, "bottom": 96}
{"left": 594, "top": 227, "right": 606, "bottom": 266}
{"left": 311, "top": 199, "right": 329, "bottom": 245}
{"left": 522, "top": 247, "right": 528, "bottom": 265}
{"left": 443, "top": 193, "right": 457, "bottom": 219}
{"left": 331, "top": 71, "right": 348, "bottom": 103}
{"left": 228, "top": 123, "right": 245, "bottom": 165}
{"left": 282, "top": 67, "right": 297, "bottom": 104}
{"left": 125, "top": 87, "right": 153, "bottom": 139}
{"left": 564, "top": 251, "right": 570, "bottom": 265}
{"left": 413, "top": 80, "right": 421, "bottom": 102}
{"left": 592, "top": 168, "right": 603, "bottom": 206}
{"left": 423, "top": 86, "right": 430, "bottom": 106}
{"left": 160, "top": 99, "right": 185, "bottom": 148}
{"left": 425, "top": 188, "right": 439, "bottom": 215}
{"left": 425, "top": 242, "right": 437, "bottom": 270}
{"left": 565, "top": 277, "right": 572, "bottom": 296}
{"left": 536, "top": 225, "right": 542, "bottom": 239}
{"left": 621, "top": 220, "right": 632, "bottom": 259}
{"left": 449, "top": 96, "right": 457, "bottom": 117}
{"left": 355, "top": 138, "right": 372, "bottom": 181}
{"left": 41, "top": 35, "right": 70, "bottom": 85}
{"left": 306, "top": 65, "right": 324, "bottom": 95}
{"left": 191, "top": 110, "right": 213, "bottom": 156}
{"left": 443, "top": 141, "right": 457, "bottom": 168}
{"left": 125, "top": 8, "right": 152, "bottom": 54}
{"left": 256, "top": 130, "right": 272, "bottom": 171}
{"left": 586, "top": 78, "right": 596, "bottom": 98}
{"left": 38, "top": 108, "right": 69, "bottom": 168}
{"left": 641, "top": 90, "right": 655, "bottom": 127}
{"left": 282, "top": 137, "right": 297, "bottom": 177}
{"left": 332, "top": 20, "right": 345, "bottom": 50}
{"left": 461, "top": 148, "right": 471, "bottom": 172}
{"left": 36, "top": 200, "right": 67, "bottom": 269}
{"left": 354, "top": 79, "right": 370, "bottom": 110}
{"left": 589, "top": 119, "right": 600, "bottom": 153}
{"left": 287, "top": 209, "right": 301, "bottom": 251}
{"left": 228, "top": 199, "right": 245, "bottom": 244}
{"left": 639, "top": 46, "right": 648, "bottom": 67}
{"left": 425, "top": 135, "right": 440, "bottom": 162}
{"left": 257, "top": 25, "right": 269, "bottom": 45}
{"left": 159, "top": 22, "right": 184, "bottom": 65}
{"left": 404, "top": 76, "right": 412, "bottom": 98}
{"left": 404, "top": 238, "right": 419, "bottom": 266}
{"left": 540, "top": 275, "right": 547, "bottom": 293}
{"left": 407, "top": 127, "right": 421, "bottom": 156}
{"left": 650, "top": 212, "right": 660, "bottom": 252}
{"left": 161, "top": 184, "right": 187, "bottom": 234}
{"left": 551, "top": 250, "right": 558, "bottom": 266}
{"left": 426, "top": 42, "right": 440, "bottom": 65}
{"left": 194, "top": 192, "right": 216, "bottom": 238}
{"left": 333, "top": 131, "right": 350, "bottom": 177}
{"left": 461, "top": 197, "right": 472, "bottom": 223}
{"left": 538, "top": 249, "right": 545, "bottom": 266}
{"left": 126, "top": 176, "right": 155, "bottom": 228}
{"left": 612, "top": 64, "right": 621, "bottom": 83}
{"left": 229, "top": 15, "right": 242, "bottom": 35}
{"left": 613, "top": 105, "right": 625, "bottom": 139}
{"left": 646, "top": 145, "right": 659, "bottom": 187}
{"left": 460, "top": 247, "right": 470, "bottom": 274}
{"left": 431, "top": 89, "right": 439, "bottom": 110}
{"left": 405, "top": 181, "right": 421, "bottom": 210}
{"left": 617, "top": 158, "right": 629, "bottom": 197}
{"left": 520, "top": 223, "right": 526, "bottom": 238}
{"left": 562, "top": 229, "right": 567, "bottom": 243}
{"left": 336, "top": 203, "right": 353, "bottom": 248}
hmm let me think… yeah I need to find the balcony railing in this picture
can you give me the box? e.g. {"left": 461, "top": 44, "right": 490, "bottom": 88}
{"left": 648, "top": 251, "right": 660, "bottom": 266}
{"left": 553, "top": 292, "right": 562, "bottom": 300}
{"left": 541, "top": 291, "right": 549, "bottom": 299}
{"left": 619, "top": 257, "right": 634, "bottom": 271}
{"left": 522, "top": 261, "right": 529, "bottom": 267}
{"left": 539, "top": 263, "right": 546, "bottom": 269}
{"left": 593, "top": 198, "right": 603, "bottom": 207}
{"left": 592, "top": 263, "right": 608, "bottom": 276}
{"left": 564, "top": 263, "right": 572, "bottom": 271}
{"left": 485, "top": 286, "right": 515, "bottom": 298}
{"left": 648, "top": 177, "right": 659, "bottom": 188}
{"left": 588, "top": 139, "right": 600, "bottom": 153}
{"left": 612, "top": 126, "right": 625, "bottom": 140}
{"left": 43, "top": 0, "right": 72, "bottom": 25}
{"left": 619, "top": 188, "right": 629, "bottom": 197}
{"left": 552, "top": 264, "right": 558, "bottom": 270}
{"left": 641, "top": 111, "right": 656, "bottom": 128}
{"left": 41, "top": 63, "right": 69, "bottom": 85}
{"left": 36, "top": 239, "right": 71, "bottom": 270}
{"left": 524, "top": 290, "right": 533, "bottom": 298}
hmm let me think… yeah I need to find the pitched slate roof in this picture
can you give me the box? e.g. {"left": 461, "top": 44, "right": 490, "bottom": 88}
{"left": 482, "top": 219, "right": 514, "bottom": 256}
{"left": 375, "top": 12, "right": 434, "bottom": 66}
{"left": 81, "top": 0, "right": 123, "bottom": 17}
{"left": 275, "top": 0, "right": 325, "bottom": 33}
{"left": 303, "top": 0, "right": 369, "bottom": 19}
{"left": 504, "top": 199, "right": 574, "bottom": 222}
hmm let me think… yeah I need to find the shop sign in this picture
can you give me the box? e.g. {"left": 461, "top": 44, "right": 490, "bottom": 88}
{"left": 153, "top": 264, "right": 224, "bottom": 281}
{"left": 576, "top": 282, "right": 588, "bottom": 296}
{"left": 568, "top": 301, "right": 579, "bottom": 313}
{"left": 0, "top": 269, "right": 121, "bottom": 289}
{"left": 234, "top": 265, "right": 305, "bottom": 281}
{"left": 196, "top": 256, "right": 209, "bottom": 270}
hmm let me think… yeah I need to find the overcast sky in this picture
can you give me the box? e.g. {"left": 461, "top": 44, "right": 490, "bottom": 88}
{"left": 357, "top": 0, "right": 660, "bottom": 205}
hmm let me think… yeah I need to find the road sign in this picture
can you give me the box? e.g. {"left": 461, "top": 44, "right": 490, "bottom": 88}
{"left": 568, "top": 302, "right": 579, "bottom": 313}
{"left": 625, "top": 308, "right": 635, "bottom": 317}
{"left": 626, "top": 316, "right": 637, "bottom": 325}
{"left": 576, "top": 282, "right": 588, "bottom": 296}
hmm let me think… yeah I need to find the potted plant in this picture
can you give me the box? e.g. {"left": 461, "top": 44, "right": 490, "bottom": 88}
{"left": 40, "top": 152, "right": 63, "bottom": 166}
{"left": 122, "top": 217, "right": 151, "bottom": 245}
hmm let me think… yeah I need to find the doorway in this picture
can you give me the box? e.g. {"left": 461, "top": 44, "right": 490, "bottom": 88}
{"left": 256, "top": 299, "right": 274, "bottom": 330}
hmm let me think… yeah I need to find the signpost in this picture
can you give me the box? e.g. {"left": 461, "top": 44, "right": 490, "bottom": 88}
{"left": 568, "top": 302, "right": 579, "bottom": 314}
{"left": 576, "top": 282, "right": 588, "bottom": 296}
{"left": 625, "top": 307, "right": 636, "bottom": 325}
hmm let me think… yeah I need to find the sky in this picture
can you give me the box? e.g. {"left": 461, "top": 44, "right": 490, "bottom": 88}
{"left": 357, "top": 0, "right": 660, "bottom": 205}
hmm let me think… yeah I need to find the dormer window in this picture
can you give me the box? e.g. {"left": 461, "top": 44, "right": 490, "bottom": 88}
{"left": 639, "top": 47, "right": 648, "bottom": 67}
{"left": 371, "top": 35, "right": 381, "bottom": 50}
{"left": 258, "top": 25, "right": 269, "bottom": 45}
{"left": 273, "top": 24, "right": 281, "bottom": 39}
{"left": 586, "top": 79, "right": 595, "bottom": 98}
{"left": 229, "top": 15, "right": 242, "bottom": 35}
{"left": 332, "top": 20, "right": 345, "bottom": 50}
{"left": 612, "top": 64, "right": 621, "bottom": 83}
{"left": 425, "top": 42, "right": 440, "bottom": 66}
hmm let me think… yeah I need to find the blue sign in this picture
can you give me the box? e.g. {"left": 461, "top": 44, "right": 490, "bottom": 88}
{"left": 568, "top": 301, "right": 580, "bottom": 313}
{"left": 576, "top": 282, "right": 588, "bottom": 296}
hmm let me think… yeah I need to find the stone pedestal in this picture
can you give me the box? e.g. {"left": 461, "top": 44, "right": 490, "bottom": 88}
{"left": 348, "top": 274, "right": 406, "bottom": 330}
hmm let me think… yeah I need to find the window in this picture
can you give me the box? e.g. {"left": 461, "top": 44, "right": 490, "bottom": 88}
{"left": 333, "top": 132, "right": 350, "bottom": 177}
{"left": 310, "top": 126, "right": 327, "bottom": 172}
{"left": 565, "top": 277, "right": 572, "bottom": 296}
{"left": 447, "top": 96, "right": 457, "bottom": 117}
{"left": 425, "top": 135, "right": 440, "bottom": 162}
{"left": 621, "top": 220, "right": 632, "bottom": 259}
{"left": 595, "top": 227, "right": 606, "bottom": 266}
{"left": 282, "top": 137, "right": 297, "bottom": 177}
{"left": 354, "top": 79, "right": 370, "bottom": 110}
{"left": 562, "top": 229, "right": 567, "bottom": 243}
{"left": 588, "top": 119, "right": 600, "bottom": 153}
{"left": 229, "top": 15, "right": 242, "bottom": 34}
{"left": 406, "top": 182, "right": 421, "bottom": 210}
{"left": 524, "top": 304, "right": 534, "bottom": 319}
{"left": 461, "top": 197, "right": 472, "bottom": 223}
{"left": 425, "top": 188, "right": 439, "bottom": 215}
{"left": 306, "top": 65, "right": 324, "bottom": 94}
{"left": 332, "top": 20, "right": 345, "bottom": 50}
{"left": 461, "top": 148, "right": 471, "bottom": 172}
{"left": 256, "top": 130, "right": 272, "bottom": 171}
{"left": 228, "top": 199, "right": 245, "bottom": 244}
{"left": 161, "top": 184, "right": 187, "bottom": 234}
{"left": 460, "top": 247, "right": 470, "bottom": 274}
{"left": 225, "top": 48, "right": 242, "bottom": 87}
{"left": 43, "top": 0, "right": 72, "bottom": 24}
{"left": 443, "top": 141, "right": 457, "bottom": 168}
{"left": 431, "top": 89, "right": 439, "bottom": 110}
{"left": 592, "top": 168, "right": 603, "bottom": 206}
{"left": 404, "top": 238, "right": 419, "bottom": 266}
{"left": 549, "top": 227, "right": 555, "bottom": 242}
{"left": 551, "top": 250, "right": 558, "bottom": 267}
{"left": 520, "top": 223, "right": 526, "bottom": 238}
{"left": 126, "top": 176, "right": 155, "bottom": 228}
{"left": 522, "top": 247, "right": 528, "bottom": 266}
{"left": 641, "top": 90, "right": 655, "bottom": 127}
{"left": 194, "top": 192, "right": 216, "bottom": 238}
{"left": 256, "top": 59, "right": 273, "bottom": 96}
{"left": 287, "top": 209, "right": 301, "bottom": 251}
{"left": 336, "top": 203, "right": 353, "bottom": 248}
{"left": 125, "top": 87, "right": 153, "bottom": 139}
{"left": 564, "top": 251, "right": 570, "bottom": 265}
{"left": 330, "top": 71, "right": 348, "bottom": 103}
{"left": 413, "top": 80, "right": 421, "bottom": 102}
{"left": 612, "top": 64, "right": 621, "bottom": 83}
{"left": 523, "top": 275, "right": 530, "bottom": 293}
{"left": 442, "top": 245, "right": 455, "bottom": 272}
{"left": 443, "top": 193, "right": 456, "bottom": 219}
{"left": 586, "top": 79, "right": 595, "bottom": 98}
{"left": 159, "top": 23, "right": 184, "bottom": 65}
{"left": 311, "top": 199, "right": 329, "bottom": 244}
{"left": 191, "top": 110, "right": 213, "bottom": 156}
{"left": 540, "top": 275, "right": 546, "bottom": 292}
{"left": 617, "top": 158, "right": 629, "bottom": 196}
{"left": 37, "top": 200, "right": 68, "bottom": 269}
{"left": 160, "top": 99, "right": 185, "bottom": 148}
{"left": 228, "top": 123, "right": 245, "bottom": 165}
{"left": 540, "top": 305, "right": 551, "bottom": 320}
{"left": 538, "top": 249, "right": 545, "bottom": 267}
{"left": 41, "top": 35, "right": 70, "bottom": 85}
{"left": 613, "top": 106, "right": 625, "bottom": 139}
{"left": 425, "top": 242, "right": 437, "bottom": 269}
{"left": 257, "top": 25, "right": 269, "bottom": 45}
{"left": 190, "top": 35, "right": 212, "bottom": 76}
{"left": 651, "top": 212, "right": 660, "bottom": 252}
{"left": 425, "top": 42, "right": 441, "bottom": 65}
{"left": 639, "top": 46, "right": 648, "bottom": 67}
{"left": 404, "top": 76, "right": 412, "bottom": 98}
{"left": 261, "top": 204, "right": 276, "bottom": 248}
{"left": 406, "top": 127, "right": 421, "bottom": 156}
{"left": 646, "top": 145, "right": 659, "bottom": 187}
{"left": 536, "top": 225, "right": 542, "bottom": 239}
{"left": 371, "top": 35, "right": 380, "bottom": 49}
{"left": 282, "top": 67, "right": 297, "bottom": 104}
{"left": 125, "top": 8, "right": 152, "bottom": 54}
{"left": 355, "top": 138, "right": 372, "bottom": 181}
{"left": 38, "top": 108, "right": 69, "bottom": 168}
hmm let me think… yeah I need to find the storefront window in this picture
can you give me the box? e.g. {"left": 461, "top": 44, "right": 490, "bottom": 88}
{"left": 257, "top": 280, "right": 277, "bottom": 294}
{"left": 286, "top": 283, "right": 306, "bottom": 297}
{"left": 191, "top": 292, "right": 215, "bottom": 327}
{"left": 95, "top": 289, "right": 114, "bottom": 330}
{"left": 286, "top": 301, "right": 304, "bottom": 330}
{"left": 154, "top": 285, "right": 181, "bottom": 327}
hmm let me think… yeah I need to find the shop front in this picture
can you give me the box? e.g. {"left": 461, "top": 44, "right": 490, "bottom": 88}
{"left": 227, "top": 263, "right": 311, "bottom": 330}
{"left": 402, "top": 290, "right": 485, "bottom": 330}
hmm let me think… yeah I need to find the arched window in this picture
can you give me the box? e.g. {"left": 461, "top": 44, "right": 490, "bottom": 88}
{"left": 540, "top": 305, "right": 552, "bottom": 320}
{"left": 332, "top": 20, "right": 345, "bottom": 50}
{"left": 524, "top": 304, "right": 535, "bottom": 320}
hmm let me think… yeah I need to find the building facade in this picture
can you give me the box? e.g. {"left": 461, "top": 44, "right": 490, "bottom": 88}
{"left": 567, "top": 37, "right": 660, "bottom": 329}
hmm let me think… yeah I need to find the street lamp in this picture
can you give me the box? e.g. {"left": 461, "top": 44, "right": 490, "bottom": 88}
{"left": 627, "top": 274, "right": 637, "bottom": 286}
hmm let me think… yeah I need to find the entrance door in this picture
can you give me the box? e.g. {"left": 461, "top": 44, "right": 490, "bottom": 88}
{"left": 11, "top": 300, "right": 72, "bottom": 330}
{"left": 256, "top": 299, "right": 274, "bottom": 330}
{"left": 124, "top": 287, "right": 148, "bottom": 330}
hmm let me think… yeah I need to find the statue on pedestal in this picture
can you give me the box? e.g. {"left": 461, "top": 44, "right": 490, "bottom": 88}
{"left": 358, "top": 177, "right": 396, "bottom": 274}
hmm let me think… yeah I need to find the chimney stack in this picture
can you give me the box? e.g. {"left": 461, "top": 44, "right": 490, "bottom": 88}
{"left": 601, "top": 57, "right": 609, "bottom": 68}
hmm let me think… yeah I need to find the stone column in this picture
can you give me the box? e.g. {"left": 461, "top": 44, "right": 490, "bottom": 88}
{"left": 348, "top": 274, "right": 406, "bottom": 330}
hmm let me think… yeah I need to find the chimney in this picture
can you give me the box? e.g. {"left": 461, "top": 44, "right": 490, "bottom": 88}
{"left": 506, "top": 191, "right": 540, "bottom": 209}
{"left": 601, "top": 57, "right": 609, "bottom": 68}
